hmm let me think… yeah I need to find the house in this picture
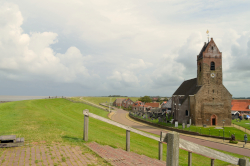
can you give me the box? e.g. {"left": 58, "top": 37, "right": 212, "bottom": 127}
{"left": 161, "top": 98, "right": 172, "bottom": 113}
{"left": 171, "top": 38, "right": 232, "bottom": 126}
{"left": 132, "top": 101, "right": 151, "bottom": 112}
{"left": 231, "top": 100, "right": 250, "bottom": 114}
{"left": 113, "top": 98, "right": 126, "bottom": 107}
{"left": 121, "top": 98, "right": 134, "bottom": 108}
{"left": 231, "top": 111, "right": 240, "bottom": 119}
{"left": 145, "top": 102, "right": 160, "bottom": 108}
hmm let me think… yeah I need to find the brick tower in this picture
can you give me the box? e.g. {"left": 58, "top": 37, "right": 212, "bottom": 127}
{"left": 197, "top": 38, "right": 222, "bottom": 86}
{"left": 195, "top": 38, "right": 231, "bottom": 126}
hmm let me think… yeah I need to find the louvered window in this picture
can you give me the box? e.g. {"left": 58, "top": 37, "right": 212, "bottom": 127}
{"left": 210, "top": 62, "right": 215, "bottom": 70}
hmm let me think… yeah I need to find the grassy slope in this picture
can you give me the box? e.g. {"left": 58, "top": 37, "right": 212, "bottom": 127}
{"left": 81, "top": 97, "right": 140, "bottom": 105}
{"left": 0, "top": 99, "right": 249, "bottom": 166}
{"left": 232, "top": 119, "right": 250, "bottom": 130}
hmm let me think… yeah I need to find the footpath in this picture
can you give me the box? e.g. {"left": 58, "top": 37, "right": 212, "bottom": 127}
{"left": 0, "top": 142, "right": 107, "bottom": 166}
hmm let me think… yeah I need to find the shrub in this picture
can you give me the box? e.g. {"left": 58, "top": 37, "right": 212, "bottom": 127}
{"left": 229, "top": 140, "right": 238, "bottom": 144}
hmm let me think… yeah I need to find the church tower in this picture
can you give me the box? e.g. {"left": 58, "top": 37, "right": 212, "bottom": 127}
{"left": 197, "top": 38, "right": 222, "bottom": 87}
{"left": 171, "top": 35, "right": 231, "bottom": 126}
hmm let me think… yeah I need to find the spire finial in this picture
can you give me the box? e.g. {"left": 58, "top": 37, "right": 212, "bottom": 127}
{"left": 206, "top": 30, "right": 209, "bottom": 42}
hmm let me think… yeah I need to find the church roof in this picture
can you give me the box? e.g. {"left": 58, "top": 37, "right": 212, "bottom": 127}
{"left": 197, "top": 41, "right": 209, "bottom": 60}
{"left": 173, "top": 78, "right": 201, "bottom": 105}
{"left": 173, "top": 78, "right": 201, "bottom": 96}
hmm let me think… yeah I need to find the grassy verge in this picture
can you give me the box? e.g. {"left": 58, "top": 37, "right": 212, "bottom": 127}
{"left": 232, "top": 119, "right": 250, "bottom": 130}
{"left": 132, "top": 114, "right": 250, "bottom": 141}
{"left": 0, "top": 99, "right": 249, "bottom": 166}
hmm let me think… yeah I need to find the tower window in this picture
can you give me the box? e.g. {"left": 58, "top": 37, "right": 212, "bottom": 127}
{"left": 200, "top": 65, "right": 201, "bottom": 72}
{"left": 186, "top": 110, "right": 189, "bottom": 116}
{"left": 210, "top": 62, "right": 215, "bottom": 70}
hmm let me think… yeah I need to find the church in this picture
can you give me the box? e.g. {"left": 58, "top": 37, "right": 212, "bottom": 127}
{"left": 171, "top": 38, "right": 232, "bottom": 126}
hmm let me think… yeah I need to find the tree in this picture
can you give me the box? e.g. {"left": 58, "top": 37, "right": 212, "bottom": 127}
{"left": 138, "top": 96, "right": 152, "bottom": 103}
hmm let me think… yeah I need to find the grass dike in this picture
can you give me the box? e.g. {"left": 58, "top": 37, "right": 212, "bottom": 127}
{"left": 0, "top": 98, "right": 249, "bottom": 166}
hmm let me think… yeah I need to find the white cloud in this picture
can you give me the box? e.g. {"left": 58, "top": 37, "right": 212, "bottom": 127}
{"left": 1, "top": 0, "right": 250, "bottom": 96}
{"left": 0, "top": 2, "right": 93, "bottom": 84}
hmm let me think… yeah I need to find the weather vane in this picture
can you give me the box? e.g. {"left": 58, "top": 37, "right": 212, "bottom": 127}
{"left": 206, "top": 30, "right": 209, "bottom": 42}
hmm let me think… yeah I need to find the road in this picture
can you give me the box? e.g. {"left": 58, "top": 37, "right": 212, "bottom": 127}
{"left": 111, "top": 109, "right": 250, "bottom": 157}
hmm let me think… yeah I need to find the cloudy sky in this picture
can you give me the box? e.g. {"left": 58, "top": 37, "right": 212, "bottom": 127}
{"left": 1, "top": 0, "right": 250, "bottom": 97}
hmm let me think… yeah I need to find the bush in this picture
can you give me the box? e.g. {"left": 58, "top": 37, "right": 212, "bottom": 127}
{"left": 229, "top": 140, "right": 238, "bottom": 144}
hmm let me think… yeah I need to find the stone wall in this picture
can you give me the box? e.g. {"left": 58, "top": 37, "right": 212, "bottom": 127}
{"left": 177, "top": 98, "right": 190, "bottom": 124}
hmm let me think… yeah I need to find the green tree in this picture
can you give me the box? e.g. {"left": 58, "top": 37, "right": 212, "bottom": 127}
{"left": 164, "top": 97, "right": 169, "bottom": 101}
{"left": 138, "top": 96, "right": 152, "bottom": 103}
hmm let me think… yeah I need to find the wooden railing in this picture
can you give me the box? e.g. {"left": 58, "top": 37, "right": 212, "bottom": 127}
{"left": 82, "top": 109, "right": 250, "bottom": 166}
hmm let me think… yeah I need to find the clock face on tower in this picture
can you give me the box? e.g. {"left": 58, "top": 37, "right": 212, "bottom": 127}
{"left": 211, "top": 73, "right": 215, "bottom": 78}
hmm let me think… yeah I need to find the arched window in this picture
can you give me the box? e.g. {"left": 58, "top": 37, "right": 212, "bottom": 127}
{"left": 210, "top": 62, "right": 215, "bottom": 70}
{"left": 185, "top": 110, "right": 189, "bottom": 116}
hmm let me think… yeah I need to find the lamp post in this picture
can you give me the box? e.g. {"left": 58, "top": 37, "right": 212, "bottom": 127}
{"left": 223, "top": 120, "right": 225, "bottom": 142}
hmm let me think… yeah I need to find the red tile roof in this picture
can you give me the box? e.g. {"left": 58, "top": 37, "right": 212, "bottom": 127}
{"left": 145, "top": 102, "right": 160, "bottom": 108}
{"left": 231, "top": 100, "right": 250, "bottom": 112}
{"left": 133, "top": 101, "right": 143, "bottom": 107}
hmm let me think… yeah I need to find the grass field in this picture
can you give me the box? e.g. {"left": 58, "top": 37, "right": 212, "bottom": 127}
{"left": 0, "top": 98, "right": 249, "bottom": 166}
{"left": 80, "top": 96, "right": 140, "bottom": 105}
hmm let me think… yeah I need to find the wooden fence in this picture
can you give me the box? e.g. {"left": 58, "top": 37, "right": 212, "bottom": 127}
{"left": 82, "top": 109, "right": 250, "bottom": 166}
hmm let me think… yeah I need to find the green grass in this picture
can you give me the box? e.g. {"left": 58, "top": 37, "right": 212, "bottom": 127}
{"left": 232, "top": 119, "right": 250, "bottom": 130}
{"left": 132, "top": 114, "right": 250, "bottom": 141}
{"left": 0, "top": 98, "right": 249, "bottom": 166}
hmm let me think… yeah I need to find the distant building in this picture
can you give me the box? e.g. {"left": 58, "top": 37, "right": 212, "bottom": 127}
{"left": 231, "top": 100, "right": 250, "bottom": 114}
{"left": 121, "top": 98, "right": 134, "bottom": 108}
{"left": 145, "top": 102, "right": 160, "bottom": 108}
{"left": 132, "top": 101, "right": 150, "bottom": 112}
{"left": 161, "top": 98, "right": 172, "bottom": 113}
{"left": 113, "top": 98, "right": 126, "bottom": 107}
{"left": 171, "top": 38, "right": 232, "bottom": 126}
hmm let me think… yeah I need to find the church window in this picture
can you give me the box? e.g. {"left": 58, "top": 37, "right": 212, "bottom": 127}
{"left": 186, "top": 110, "right": 189, "bottom": 116}
{"left": 210, "top": 62, "right": 215, "bottom": 70}
{"left": 212, "top": 46, "right": 214, "bottom": 50}
{"left": 213, "top": 90, "right": 214, "bottom": 93}
{"left": 200, "top": 65, "right": 201, "bottom": 72}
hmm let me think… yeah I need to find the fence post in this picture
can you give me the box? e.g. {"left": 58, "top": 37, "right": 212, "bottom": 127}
{"left": 158, "top": 141, "right": 162, "bottom": 160}
{"left": 211, "top": 159, "right": 215, "bottom": 166}
{"left": 167, "top": 131, "right": 179, "bottom": 166}
{"left": 188, "top": 151, "right": 192, "bottom": 166}
{"left": 239, "top": 157, "right": 249, "bottom": 166}
{"left": 83, "top": 109, "right": 89, "bottom": 141}
{"left": 126, "top": 130, "right": 130, "bottom": 152}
